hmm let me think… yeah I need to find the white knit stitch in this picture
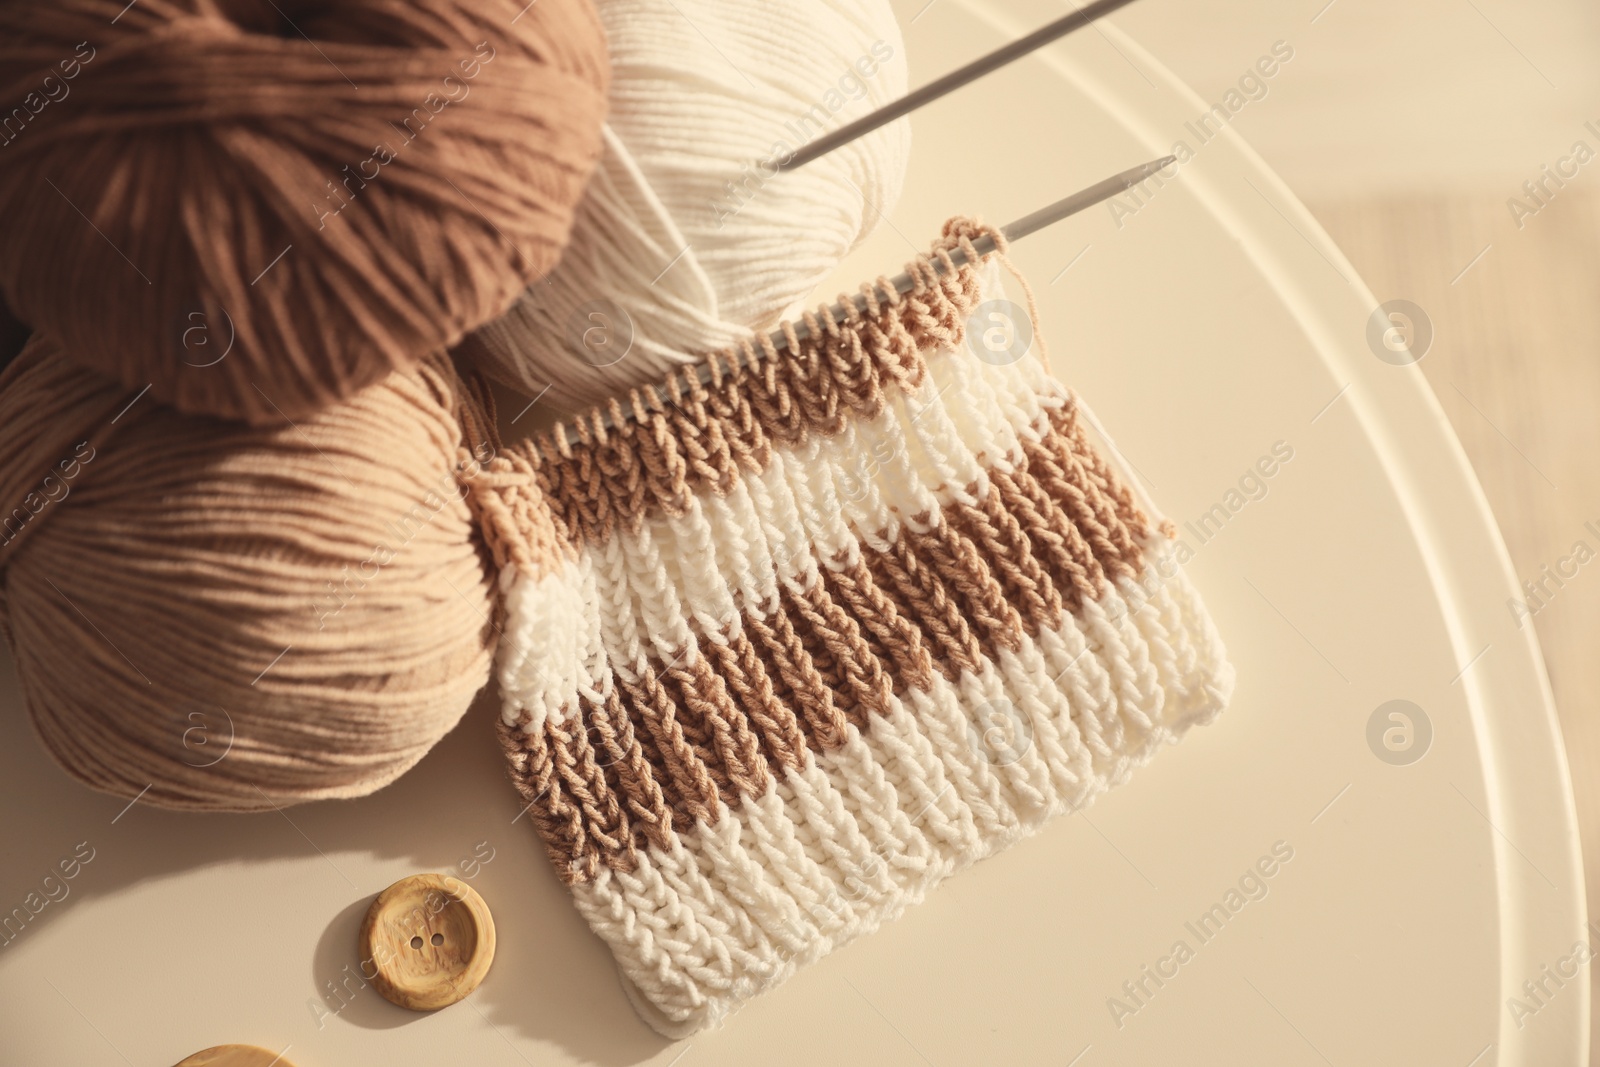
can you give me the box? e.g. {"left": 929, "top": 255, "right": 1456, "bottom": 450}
{"left": 703, "top": 479, "right": 773, "bottom": 614}
{"left": 593, "top": 536, "right": 650, "bottom": 686}
{"left": 619, "top": 515, "right": 695, "bottom": 660}
{"left": 839, "top": 696, "right": 977, "bottom": 856}
{"left": 825, "top": 415, "right": 898, "bottom": 540}
{"left": 851, "top": 405, "right": 932, "bottom": 530}
{"left": 905, "top": 682, "right": 1017, "bottom": 836}
{"left": 496, "top": 556, "right": 594, "bottom": 732}
{"left": 958, "top": 665, "right": 1055, "bottom": 816}
{"left": 748, "top": 451, "right": 816, "bottom": 602}
{"left": 774, "top": 768, "right": 888, "bottom": 919}
{"left": 900, "top": 371, "right": 989, "bottom": 508}
{"left": 663, "top": 500, "right": 741, "bottom": 638}
{"left": 783, "top": 432, "right": 858, "bottom": 566}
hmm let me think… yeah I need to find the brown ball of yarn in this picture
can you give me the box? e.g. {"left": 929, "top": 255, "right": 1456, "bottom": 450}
{"left": 0, "top": 0, "right": 608, "bottom": 424}
{"left": 0, "top": 297, "right": 26, "bottom": 373}
{"left": 0, "top": 336, "right": 498, "bottom": 811}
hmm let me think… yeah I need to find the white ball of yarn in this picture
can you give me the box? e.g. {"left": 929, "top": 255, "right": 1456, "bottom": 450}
{"left": 463, "top": 0, "right": 910, "bottom": 412}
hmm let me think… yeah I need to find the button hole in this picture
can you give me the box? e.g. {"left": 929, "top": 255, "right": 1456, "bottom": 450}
{"left": 410, "top": 935, "right": 423, "bottom": 949}
{"left": 431, "top": 933, "right": 444, "bottom": 946}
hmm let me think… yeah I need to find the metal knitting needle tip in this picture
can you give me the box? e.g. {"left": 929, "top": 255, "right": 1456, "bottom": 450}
{"left": 999, "top": 155, "right": 1176, "bottom": 243}
{"left": 778, "top": 0, "right": 1145, "bottom": 172}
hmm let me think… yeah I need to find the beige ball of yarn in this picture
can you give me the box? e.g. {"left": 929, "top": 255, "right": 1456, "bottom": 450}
{"left": 0, "top": 338, "right": 497, "bottom": 811}
{"left": 459, "top": 0, "right": 911, "bottom": 412}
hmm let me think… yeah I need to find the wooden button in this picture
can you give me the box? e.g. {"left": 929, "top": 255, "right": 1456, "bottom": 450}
{"left": 173, "top": 1047, "right": 296, "bottom": 1067}
{"left": 359, "top": 874, "right": 496, "bottom": 1011}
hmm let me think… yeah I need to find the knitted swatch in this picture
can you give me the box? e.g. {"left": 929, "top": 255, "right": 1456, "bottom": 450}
{"left": 466, "top": 220, "right": 1234, "bottom": 1036}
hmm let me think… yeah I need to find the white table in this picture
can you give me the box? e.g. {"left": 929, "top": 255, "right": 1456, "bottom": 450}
{"left": 0, "top": 1, "right": 1585, "bottom": 1064}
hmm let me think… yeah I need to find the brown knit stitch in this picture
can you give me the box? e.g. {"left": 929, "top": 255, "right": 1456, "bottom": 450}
{"left": 1043, "top": 401, "right": 1146, "bottom": 585}
{"left": 863, "top": 531, "right": 985, "bottom": 683}
{"left": 463, "top": 445, "right": 576, "bottom": 581}
{"left": 821, "top": 556, "right": 936, "bottom": 694}
{"left": 497, "top": 711, "right": 610, "bottom": 885}
{"left": 703, "top": 361, "right": 772, "bottom": 477}
{"left": 659, "top": 658, "right": 743, "bottom": 806}
{"left": 915, "top": 516, "right": 1024, "bottom": 655}
{"left": 793, "top": 579, "right": 894, "bottom": 728}
{"left": 670, "top": 379, "right": 741, "bottom": 499}
{"left": 1019, "top": 431, "right": 1115, "bottom": 584}
{"left": 989, "top": 462, "right": 1098, "bottom": 609}
{"left": 700, "top": 633, "right": 800, "bottom": 783}
{"left": 700, "top": 631, "right": 807, "bottom": 775}
{"left": 948, "top": 481, "right": 1063, "bottom": 635}
{"left": 610, "top": 680, "right": 685, "bottom": 835}
{"left": 743, "top": 604, "right": 851, "bottom": 752}
{"left": 784, "top": 580, "right": 855, "bottom": 719}
{"left": 840, "top": 576, "right": 900, "bottom": 688}
{"left": 554, "top": 699, "right": 637, "bottom": 867}
{"left": 588, "top": 685, "right": 676, "bottom": 856}
{"left": 615, "top": 667, "right": 722, "bottom": 826}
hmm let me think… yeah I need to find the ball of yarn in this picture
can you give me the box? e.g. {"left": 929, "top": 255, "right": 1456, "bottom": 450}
{"left": 0, "top": 0, "right": 610, "bottom": 424}
{"left": 460, "top": 0, "right": 910, "bottom": 411}
{"left": 0, "top": 297, "right": 26, "bottom": 373}
{"left": 0, "top": 337, "right": 497, "bottom": 811}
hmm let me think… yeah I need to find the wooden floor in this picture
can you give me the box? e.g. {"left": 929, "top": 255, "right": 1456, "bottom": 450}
{"left": 1310, "top": 190, "right": 1600, "bottom": 1051}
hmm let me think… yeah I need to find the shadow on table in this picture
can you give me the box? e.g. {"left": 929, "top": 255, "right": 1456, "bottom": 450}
{"left": 0, "top": 651, "right": 671, "bottom": 1066}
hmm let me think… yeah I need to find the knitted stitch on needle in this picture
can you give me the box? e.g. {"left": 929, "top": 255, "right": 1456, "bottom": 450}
{"left": 464, "top": 219, "right": 1234, "bottom": 1036}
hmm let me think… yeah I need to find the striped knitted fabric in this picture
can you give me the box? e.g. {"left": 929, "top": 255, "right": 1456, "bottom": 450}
{"left": 465, "top": 219, "right": 1234, "bottom": 1036}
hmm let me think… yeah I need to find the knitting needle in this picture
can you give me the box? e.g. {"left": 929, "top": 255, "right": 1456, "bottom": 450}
{"left": 788, "top": 154, "right": 1174, "bottom": 339}
{"left": 779, "top": 0, "right": 1142, "bottom": 172}
{"left": 557, "top": 154, "right": 1175, "bottom": 445}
